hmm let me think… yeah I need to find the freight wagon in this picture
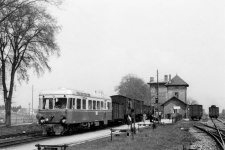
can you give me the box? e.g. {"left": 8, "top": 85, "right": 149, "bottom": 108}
{"left": 189, "top": 105, "right": 203, "bottom": 120}
{"left": 209, "top": 105, "right": 219, "bottom": 119}
{"left": 110, "top": 95, "right": 145, "bottom": 123}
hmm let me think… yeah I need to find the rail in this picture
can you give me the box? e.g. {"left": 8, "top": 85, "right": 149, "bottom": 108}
{"left": 35, "top": 144, "right": 68, "bottom": 150}
{"left": 194, "top": 125, "right": 224, "bottom": 150}
{"left": 212, "top": 118, "right": 225, "bottom": 149}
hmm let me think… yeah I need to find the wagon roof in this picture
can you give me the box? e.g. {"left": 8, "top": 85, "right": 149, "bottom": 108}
{"left": 161, "top": 96, "right": 188, "bottom": 106}
{"left": 110, "top": 95, "right": 143, "bottom": 101}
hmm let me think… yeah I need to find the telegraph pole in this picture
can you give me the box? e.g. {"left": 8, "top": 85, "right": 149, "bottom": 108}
{"left": 29, "top": 103, "right": 30, "bottom": 118}
{"left": 157, "top": 70, "right": 159, "bottom": 123}
{"left": 32, "top": 85, "right": 33, "bottom": 122}
{"left": 32, "top": 85, "right": 33, "bottom": 115}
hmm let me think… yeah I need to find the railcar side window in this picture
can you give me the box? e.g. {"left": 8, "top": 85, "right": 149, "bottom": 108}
{"left": 97, "top": 101, "right": 100, "bottom": 110}
{"left": 82, "top": 99, "right": 86, "bottom": 109}
{"left": 72, "top": 98, "right": 76, "bottom": 109}
{"left": 104, "top": 101, "right": 106, "bottom": 109}
{"left": 107, "top": 102, "right": 111, "bottom": 110}
{"left": 42, "top": 98, "right": 53, "bottom": 109}
{"left": 93, "top": 100, "right": 96, "bottom": 110}
{"left": 88, "top": 100, "right": 92, "bottom": 110}
{"left": 101, "top": 101, "right": 103, "bottom": 110}
{"left": 68, "top": 98, "right": 73, "bottom": 109}
{"left": 77, "top": 99, "right": 81, "bottom": 109}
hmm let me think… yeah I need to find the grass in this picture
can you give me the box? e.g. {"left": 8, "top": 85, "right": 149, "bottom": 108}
{"left": 68, "top": 120, "right": 199, "bottom": 150}
{"left": 0, "top": 123, "right": 42, "bottom": 135}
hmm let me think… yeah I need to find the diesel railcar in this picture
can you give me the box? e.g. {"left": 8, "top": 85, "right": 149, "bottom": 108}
{"left": 209, "top": 105, "right": 219, "bottom": 119}
{"left": 36, "top": 88, "right": 112, "bottom": 135}
{"left": 189, "top": 105, "right": 203, "bottom": 120}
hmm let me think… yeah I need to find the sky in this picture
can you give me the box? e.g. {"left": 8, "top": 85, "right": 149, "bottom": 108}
{"left": 4, "top": 0, "right": 225, "bottom": 113}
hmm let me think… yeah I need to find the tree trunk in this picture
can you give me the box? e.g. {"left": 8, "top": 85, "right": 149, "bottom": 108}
{"left": 4, "top": 65, "right": 16, "bottom": 127}
{"left": 5, "top": 98, "right": 11, "bottom": 126}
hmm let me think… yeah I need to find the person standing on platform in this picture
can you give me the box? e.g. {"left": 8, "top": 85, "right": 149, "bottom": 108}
{"left": 127, "top": 115, "right": 132, "bottom": 130}
{"left": 149, "top": 113, "right": 153, "bottom": 122}
{"left": 143, "top": 113, "right": 147, "bottom": 123}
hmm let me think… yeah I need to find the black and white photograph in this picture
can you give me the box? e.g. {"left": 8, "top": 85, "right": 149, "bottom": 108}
{"left": 0, "top": 0, "right": 225, "bottom": 149}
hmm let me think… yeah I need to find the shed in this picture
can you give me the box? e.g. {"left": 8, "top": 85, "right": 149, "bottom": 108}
{"left": 161, "top": 96, "right": 188, "bottom": 118}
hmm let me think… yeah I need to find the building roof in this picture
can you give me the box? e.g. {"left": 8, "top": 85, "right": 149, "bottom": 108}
{"left": 161, "top": 96, "right": 188, "bottom": 106}
{"left": 165, "top": 75, "right": 189, "bottom": 87}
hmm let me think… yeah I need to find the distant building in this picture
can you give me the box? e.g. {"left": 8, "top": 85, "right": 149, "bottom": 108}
{"left": 148, "top": 74, "right": 189, "bottom": 118}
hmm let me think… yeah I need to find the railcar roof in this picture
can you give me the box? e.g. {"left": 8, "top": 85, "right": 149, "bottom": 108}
{"left": 39, "top": 88, "right": 111, "bottom": 99}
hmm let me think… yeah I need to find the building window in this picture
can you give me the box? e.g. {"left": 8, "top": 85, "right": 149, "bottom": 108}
{"left": 175, "top": 92, "right": 179, "bottom": 98}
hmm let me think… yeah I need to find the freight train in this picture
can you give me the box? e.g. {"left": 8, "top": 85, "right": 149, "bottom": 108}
{"left": 36, "top": 88, "right": 152, "bottom": 135}
{"left": 209, "top": 105, "right": 219, "bottom": 119}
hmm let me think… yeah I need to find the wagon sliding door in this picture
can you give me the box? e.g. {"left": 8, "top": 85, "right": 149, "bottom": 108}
{"left": 112, "top": 102, "right": 119, "bottom": 121}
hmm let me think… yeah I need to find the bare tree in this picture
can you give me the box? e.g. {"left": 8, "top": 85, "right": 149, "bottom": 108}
{"left": 0, "top": 0, "right": 61, "bottom": 126}
{"left": 187, "top": 97, "right": 198, "bottom": 105}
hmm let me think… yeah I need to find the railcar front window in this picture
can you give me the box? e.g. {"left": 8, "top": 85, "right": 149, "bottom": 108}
{"left": 54, "top": 98, "right": 67, "bottom": 109}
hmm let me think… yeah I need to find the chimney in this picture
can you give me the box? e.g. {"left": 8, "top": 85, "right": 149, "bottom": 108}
{"left": 164, "top": 75, "right": 168, "bottom": 82}
{"left": 169, "top": 74, "right": 171, "bottom": 83}
{"left": 150, "top": 77, "right": 154, "bottom": 82}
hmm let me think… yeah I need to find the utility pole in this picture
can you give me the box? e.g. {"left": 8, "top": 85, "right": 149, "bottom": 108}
{"left": 32, "top": 85, "right": 34, "bottom": 115}
{"left": 32, "top": 85, "right": 33, "bottom": 121}
{"left": 157, "top": 70, "right": 159, "bottom": 123}
{"left": 29, "top": 103, "right": 30, "bottom": 118}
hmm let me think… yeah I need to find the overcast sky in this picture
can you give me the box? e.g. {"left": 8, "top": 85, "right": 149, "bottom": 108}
{"left": 6, "top": 0, "right": 225, "bottom": 112}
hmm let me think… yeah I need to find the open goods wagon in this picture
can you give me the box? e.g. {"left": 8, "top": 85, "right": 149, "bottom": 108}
{"left": 209, "top": 105, "right": 219, "bottom": 119}
{"left": 189, "top": 105, "right": 203, "bottom": 120}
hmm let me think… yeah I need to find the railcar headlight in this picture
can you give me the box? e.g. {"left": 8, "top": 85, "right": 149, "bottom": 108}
{"left": 61, "top": 116, "right": 66, "bottom": 124}
{"left": 40, "top": 119, "right": 45, "bottom": 123}
{"left": 45, "top": 118, "right": 49, "bottom": 122}
{"left": 61, "top": 119, "right": 66, "bottom": 124}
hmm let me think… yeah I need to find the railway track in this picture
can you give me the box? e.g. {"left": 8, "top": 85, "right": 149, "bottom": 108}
{"left": 194, "top": 118, "right": 225, "bottom": 150}
{"left": 0, "top": 132, "right": 50, "bottom": 148}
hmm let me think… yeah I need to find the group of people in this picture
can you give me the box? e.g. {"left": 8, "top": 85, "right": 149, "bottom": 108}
{"left": 127, "top": 112, "right": 157, "bottom": 129}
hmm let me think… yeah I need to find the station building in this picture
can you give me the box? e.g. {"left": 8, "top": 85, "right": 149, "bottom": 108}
{"left": 148, "top": 74, "right": 189, "bottom": 118}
